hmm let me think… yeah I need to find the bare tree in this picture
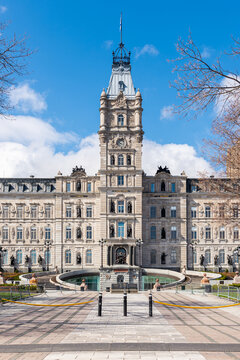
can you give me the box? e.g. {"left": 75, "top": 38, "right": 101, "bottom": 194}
{"left": 170, "top": 34, "right": 240, "bottom": 178}
{"left": 0, "top": 23, "right": 31, "bottom": 114}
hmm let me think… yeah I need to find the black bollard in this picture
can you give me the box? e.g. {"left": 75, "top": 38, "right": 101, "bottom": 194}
{"left": 123, "top": 292, "right": 127, "bottom": 316}
{"left": 98, "top": 292, "right": 102, "bottom": 317}
{"left": 149, "top": 292, "right": 153, "bottom": 317}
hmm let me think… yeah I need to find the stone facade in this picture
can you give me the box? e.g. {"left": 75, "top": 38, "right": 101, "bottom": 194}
{"left": 0, "top": 42, "right": 239, "bottom": 274}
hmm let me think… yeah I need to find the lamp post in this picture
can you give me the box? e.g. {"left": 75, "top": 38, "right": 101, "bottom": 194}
{"left": 136, "top": 239, "right": 143, "bottom": 291}
{"left": 234, "top": 246, "right": 240, "bottom": 272}
{"left": 190, "top": 240, "right": 198, "bottom": 270}
{"left": 44, "top": 240, "right": 51, "bottom": 271}
{"left": 99, "top": 238, "right": 106, "bottom": 269}
{"left": 0, "top": 247, "right": 7, "bottom": 272}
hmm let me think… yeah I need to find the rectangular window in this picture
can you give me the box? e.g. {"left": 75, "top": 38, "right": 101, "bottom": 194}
{"left": 86, "top": 226, "right": 92, "bottom": 239}
{"left": 171, "top": 226, "right": 177, "bottom": 240}
{"left": 171, "top": 206, "right": 176, "bottom": 218}
{"left": 87, "top": 182, "right": 92, "bottom": 192}
{"left": 150, "top": 226, "right": 156, "bottom": 240}
{"left": 31, "top": 227, "right": 36, "bottom": 240}
{"left": 171, "top": 183, "right": 176, "bottom": 193}
{"left": 118, "top": 222, "right": 124, "bottom": 237}
{"left": 219, "top": 227, "right": 225, "bottom": 240}
{"left": 191, "top": 227, "right": 197, "bottom": 240}
{"left": 66, "top": 227, "right": 72, "bottom": 240}
{"left": 118, "top": 176, "right": 124, "bottom": 186}
{"left": 3, "top": 227, "right": 8, "bottom": 240}
{"left": 205, "top": 206, "right": 211, "bottom": 218}
{"left": 45, "top": 227, "right": 51, "bottom": 240}
{"left": 32, "top": 184, "right": 38, "bottom": 192}
{"left": 86, "top": 250, "right": 92, "bottom": 264}
{"left": 18, "top": 184, "right": 24, "bottom": 192}
{"left": 3, "top": 206, "right": 9, "bottom": 218}
{"left": 31, "top": 206, "right": 37, "bottom": 218}
{"left": 66, "top": 182, "right": 71, "bottom": 192}
{"left": 66, "top": 206, "right": 72, "bottom": 218}
{"left": 4, "top": 184, "right": 9, "bottom": 192}
{"left": 17, "top": 206, "right": 23, "bottom": 218}
{"left": 170, "top": 250, "right": 177, "bottom": 263}
{"left": 150, "top": 206, "right": 156, "bottom": 218}
{"left": 233, "top": 206, "right": 239, "bottom": 218}
{"left": 3, "top": 250, "right": 8, "bottom": 265}
{"left": 17, "top": 227, "right": 23, "bottom": 240}
{"left": 46, "top": 185, "right": 51, "bottom": 192}
{"left": 219, "top": 250, "right": 225, "bottom": 264}
{"left": 205, "top": 227, "right": 211, "bottom": 239}
{"left": 86, "top": 206, "right": 92, "bottom": 217}
{"left": 219, "top": 205, "right": 225, "bottom": 218}
{"left": 234, "top": 227, "right": 239, "bottom": 240}
{"left": 191, "top": 185, "right": 197, "bottom": 192}
{"left": 150, "top": 183, "right": 155, "bottom": 193}
{"left": 191, "top": 207, "right": 197, "bottom": 218}
{"left": 45, "top": 206, "right": 51, "bottom": 218}
{"left": 205, "top": 250, "right": 211, "bottom": 264}
{"left": 118, "top": 201, "right": 124, "bottom": 213}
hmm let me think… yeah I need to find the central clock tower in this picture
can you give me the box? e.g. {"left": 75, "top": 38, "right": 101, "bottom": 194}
{"left": 98, "top": 41, "right": 144, "bottom": 288}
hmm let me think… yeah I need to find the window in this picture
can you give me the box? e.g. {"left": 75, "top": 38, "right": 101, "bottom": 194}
{"left": 219, "top": 205, "right": 225, "bottom": 218}
{"left": 31, "top": 227, "right": 36, "bottom": 240}
{"left": 46, "top": 184, "right": 51, "bottom": 192}
{"left": 191, "top": 207, "right": 197, "bottom": 218}
{"left": 16, "top": 250, "right": 22, "bottom": 264}
{"left": 45, "top": 227, "right": 51, "bottom": 240}
{"left": 32, "top": 184, "right": 38, "bottom": 192}
{"left": 44, "top": 250, "right": 51, "bottom": 264}
{"left": 161, "top": 208, "right": 166, "bottom": 217}
{"left": 3, "top": 206, "right": 9, "bottom": 218}
{"left": 171, "top": 206, "right": 176, "bottom": 218}
{"left": 205, "top": 227, "right": 211, "bottom": 240}
{"left": 170, "top": 250, "right": 177, "bottom": 264}
{"left": 110, "top": 155, "right": 115, "bottom": 165}
{"left": 171, "top": 183, "right": 176, "bottom": 193}
{"left": 118, "top": 176, "right": 124, "bottom": 186}
{"left": 171, "top": 226, "right": 177, "bottom": 240}
{"left": 234, "top": 227, "right": 239, "bottom": 240}
{"left": 86, "top": 206, "right": 92, "bottom": 217}
{"left": 65, "top": 250, "right": 71, "bottom": 264}
{"left": 66, "top": 206, "right": 72, "bottom": 218}
{"left": 66, "top": 182, "right": 71, "bottom": 192}
{"left": 17, "top": 227, "right": 23, "bottom": 240}
{"left": 118, "top": 201, "right": 124, "bottom": 213}
{"left": 192, "top": 227, "right": 197, "bottom": 240}
{"left": 3, "top": 226, "right": 8, "bottom": 240}
{"left": 191, "top": 185, "right": 197, "bottom": 192}
{"left": 31, "top": 206, "right": 37, "bottom": 218}
{"left": 193, "top": 250, "right": 197, "bottom": 264}
{"left": 205, "top": 250, "right": 211, "bottom": 264}
{"left": 150, "top": 206, "right": 156, "bottom": 218}
{"left": 30, "top": 250, "right": 36, "bottom": 264}
{"left": 45, "top": 206, "right": 51, "bottom": 218}
{"left": 118, "top": 114, "right": 124, "bottom": 126}
{"left": 118, "top": 222, "right": 124, "bottom": 237}
{"left": 66, "top": 226, "right": 72, "bottom": 240}
{"left": 219, "top": 227, "right": 225, "bottom": 240}
{"left": 87, "top": 182, "right": 92, "bottom": 192}
{"left": 151, "top": 183, "right": 155, "bottom": 193}
{"left": 233, "top": 252, "right": 239, "bottom": 264}
{"left": 118, "top": 154, "right": 124, "bottom": 166}
{"left": 205, "top": 206, "right": 211, "bottom": 218}
{"left": 17, "top": 206, "right": 23, "bottom": 218}
{"left": 127, "top": 155, "right": 131, "bottom": 165}
{"left": 4, "top": 184, "right": 9, "bottom": 192}
{"left": 150, "top": 249, "right": 156, "bottom": 264}
{"left": 161, "top": 228, "right": 166, "bottom": 239}
{"left": 86, "top": 226, "right": 92, "bottom": 239}
{"left": 219, "top": 249, "right": 225, "bottom": 264}
{"left": 161, "top": 181, "right": 165, "bottom": 192}
{"left": 86, "top": 250, "right": 92, "bottom": 264}
{"left": 233, "top": 206, "right": 239, "bottom": 218}
{"left": 18, "top": 184, "right": 24, "bottom": 192}
{"left": 3, "top": 250, "right": 8, "bottom": 265}
{"left": 150, "top": 225, "right": 156, "bottom": 240}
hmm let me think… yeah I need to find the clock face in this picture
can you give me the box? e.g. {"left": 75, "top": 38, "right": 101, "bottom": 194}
{"left": 117, "top": 138, "right": 125, "bottom": 147}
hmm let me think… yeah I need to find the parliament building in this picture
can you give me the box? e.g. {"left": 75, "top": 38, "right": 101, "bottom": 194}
{"left": 0, "top": 41, "right": 239, "bottom": 276}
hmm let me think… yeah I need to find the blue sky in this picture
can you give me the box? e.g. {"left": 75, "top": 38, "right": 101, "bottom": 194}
{"left": 0, "top": 0, "right": 239, "bottom": 177}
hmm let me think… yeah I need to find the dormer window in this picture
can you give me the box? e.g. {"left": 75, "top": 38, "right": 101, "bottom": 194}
{"left": 4, "top": 184, "right": 9, "bottom": 192}
{"left": 18, "top": 184, "right": 24, "bottom": 192}
{"left": 118, "top": 114, "right": 124, "bottom": 126}
{"left": 118, "top": 81, "right": 125, "bottom": 91}
{"left": 32, "top": 184, "right": 38, "bottom": 192}
{"left": 46, "top": 184, "right": 51, "bottom": 192}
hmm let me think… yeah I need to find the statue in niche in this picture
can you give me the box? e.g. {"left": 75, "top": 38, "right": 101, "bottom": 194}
{"left": 227, "top": 255, "right": 233, "bottom": 265}
{"left": 38, "top": 255, "right": 43, "bottom": 265}
{"left": 76, "top": 181, "right": 81, "bottom": 191}
{"left": 110, "top": 200, "right": 115, "bottom": 213}
{"left": 10, "top": 255, "right": 15, "bottom": 266}
{"left": 161, "top": 208, "right": 166, "bottom": 217}
{"left": 110, "top": 225, "right": 115, "bottom": 238}
{"left": 200, "top": 254, "right": 205, "bottom": 266}
{"left": 127, "top": 202, "right": 132, "bottom": 214}
{"left": 12, "top": 228, "right": 15, "bottom": 238}
{"left": 161, "top": 228, "right": 166, "bottom": 239}
{"left": 161, "top": 252, "right": 167, "bottom": 264}
{"left": 161, "top": 181, "right": 166, "bottom": 192}
{"left": 26, "top": 228, "right": 29, "bottom": 239}
{"left": 214, "top": 255, "right": 219, "bottom": 266}
{"left": 40, "top": 228, "right": 43, "bottom": 239}
{"left": 127, "top": 225, "right": 132, "bottom": 238}
{"left": 76, "top": 253, "right": 81, "bottom": 264}
{"left": 76, "top": 227, "right": 82, "bottom": 239}
{"left": 127, "top": 155, "right": 131, "bottom": 165}
{"left": 77, "top": 207, "right": 81, "bottom": 218}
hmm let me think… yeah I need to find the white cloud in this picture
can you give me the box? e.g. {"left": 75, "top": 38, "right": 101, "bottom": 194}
{"left": 160, "top": 105, "right": 174, "bottom": 120}
{"left": 0, "top": 114, "right": 214, "bottom": 178}
{"left": 135, "top": 44, "right": 159, "bottom": 59}
{"left": 104, "top": 40, "right": 113, "bottom": 49}
{"left": 214, "top": 74, "right": 240, "bottom": 116}
{"left": 201, "top": 46, "right": 211, "bottom": 59}
{"left": 9, "top": 83, "right": 47, "bottom": 113}
{"left": 0, "top": 5, "right": 7, "bottom": 13}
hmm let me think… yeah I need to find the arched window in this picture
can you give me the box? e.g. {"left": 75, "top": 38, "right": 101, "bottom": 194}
{"left": 205, "top": 249, "right": 211, "bottom": 264}
{"left": 127, "top": 155, "right": 131, "bottom": 165}
{"left": 16, "top": 250, "right": 22, "bottom": 264}
{"left": 30, "top": 250, "right": 36, "bottom": 264}
{"left": 219, "top": 249, "right": 225, "bottom": 264}
{"left": 150, "top": 226, "right": 156, "bottom": 240}
{"left": 44, "top": 250, "right": 51, "bottom": 265}
{"left": 65, "top": 250, "right": 71, "bottom": 264}
{"left": 170, "top": 250, "right": 177, "bottom": 264}
{"left": 161, "top": 181, "right": 165, "bottom": 192}
{"left": 86, "top": 226, "right": 92, "bottom": 239}
{"left": 118, "top": 154, "right": 124, "bottom": 166}
{"left": 86, "top": 250, "right": 92, "bottom": 264}
{"left": 161, "top": 228, "right": 166, "bottom": 239}
{"left": 116, "top": 247, "right": 126, "bottom": 264}
{"left": 110, "top": 155, "right": 115, "bottom": 165}
{"left": 150, "top": 249, "right": 156, "bottom": 264}
{"left": 3, "top": 250, "right": 8, "bottom": 265}
{"left": 161, "top": 208, "right": 166, "bottom": 217}
{"left": 118, "top": 114, "right": 124, "bottom": 126}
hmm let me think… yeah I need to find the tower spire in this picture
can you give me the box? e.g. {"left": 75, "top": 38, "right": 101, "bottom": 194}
{"left": 120, "top": 12, "right": 122, "bottom": 45}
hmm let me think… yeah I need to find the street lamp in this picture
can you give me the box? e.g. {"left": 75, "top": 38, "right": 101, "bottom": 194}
{"left": 0, "top": 247, "right": 7, "bottom": 272}
{"left": 190, "top": 240, "right": 198, "bottom": 270}
{"left": 44, "top": 240, "right": 51, "bottom": 271}
{"left": 234, "top": 246, "right": 240, "bottom": 272}
{"left": 135, "top": 239, "right": 143, "bottom": 292}
{"left": 99, "top": 238, "right": 106, "bottom": 269}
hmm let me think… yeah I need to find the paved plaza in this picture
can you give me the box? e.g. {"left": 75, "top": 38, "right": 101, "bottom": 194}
{"left": 0, "top": 290, "right": 240, "bottom": 359}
